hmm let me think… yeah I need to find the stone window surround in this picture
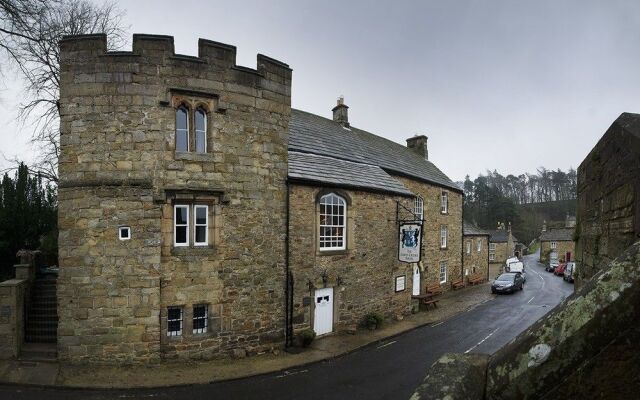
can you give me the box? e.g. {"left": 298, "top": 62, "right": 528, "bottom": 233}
{"left": 171, "top": 93, "right": 217, "bottom": 155}
{"left": 440, "top": 225, "right": 448, "bottom": 249}
{"left": 466, "top": 240, "right": 471, "bottom": 254}
{"left": 477, "top": 239, "right": 482, "bottom": 252}
{"left": 439, "top": 261, "right": 447, "bottom": 283}
{"left": 163, "top": 191, "right": 222, "bottom": 256}
{"left": 440, "top": 191, "right": 449, "bottom": 214}
{"left": 161, "top": 303, "right": 220, "bottom": 342}
{"left": 315, "top": 188, "right": 353, "bottom": 256}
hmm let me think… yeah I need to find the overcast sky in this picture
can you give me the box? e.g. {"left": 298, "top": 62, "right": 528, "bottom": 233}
{"left": 1, "top": 0, "right": 639, "bottom": 181}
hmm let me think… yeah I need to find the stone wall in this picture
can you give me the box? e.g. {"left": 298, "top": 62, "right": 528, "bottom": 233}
{"left": 0, "top": 279, "right": 27, "bottom": 359}
{"left": 398, "top": 178, "right": 463, "bottom": 290}
{"left": 463, "top": 235, "right": 489, "bottom": 282}
{"left": 489, "top": 242, "right": 508, "bottom": 277}
{"left": 288, "top": 184, "right": 414, "bottom": 333}
{"left": 539, "top": 240, "right": 575, "bottom": 264}
{"left": 576, "top": 112, "right": 640, "bottom": 287}
{"left": 58, "top": 34, "right": 291, "bottom": 363}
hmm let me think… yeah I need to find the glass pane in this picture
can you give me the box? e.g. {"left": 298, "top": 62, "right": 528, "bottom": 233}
{"left": 176, "top": 207, "right": 188, "bottom": 224}
{"left": 168, "top": 308, "right": 181, "bottom": 320}
{"left": 195, "top": 226, "right": 206, "bottom": 243}
{"left": 168, "top": 320, "right": 181, "bottom": 332}
{"left": 176, "top": 108, "right": 188, "bottom": 129}
{"left": 176, "top": 226, "right": 187, "bottom": 244}
{"left": 194, "top": 318, "right": 205, "bottom": 330}
{"left": 195, "top": 207, "right": 207, "bottom": 225}
{"left": 193, "top": 305, "right": 206, "bottom": 318}
{"left": 176, "top": 130, "right": 188, "bottom": 152}
{"left": 196, "top": 131, "right": 206, "bottom": 153}
{"left": 196, "top": 109, "right": 206, "bottom": 131}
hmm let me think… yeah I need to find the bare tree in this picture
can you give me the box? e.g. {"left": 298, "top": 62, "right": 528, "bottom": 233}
{"left": 0, "top": 0, "right": 127, "bottom": 182}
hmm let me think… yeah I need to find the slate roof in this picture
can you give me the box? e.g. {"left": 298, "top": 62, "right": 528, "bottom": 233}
{"left": 288, "top": 109, "right": 461, "bottom": 192}
{"left": 487, "top": 230, "right": 519, "bottom": 243}
{"left": 463, "top": 222, "right": 490, "bottom": 236}
{"left": 288, "top": 151, "right": 414, "bottom": 196}
{"left": 540, "top": 228, "right": 574, "bottom": 242}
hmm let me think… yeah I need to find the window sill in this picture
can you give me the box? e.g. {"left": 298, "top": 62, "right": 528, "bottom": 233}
{"left": 174, "top": 152, "right": 214, "bottom": 162}
{"left": 440, "top": 247, "right": 448, "bottom": 250}
{"left": 171, "top": 246, "right": 217, "bottom": 257}
{"left": 317, "top": 249, "right": 349, "bottom": 256}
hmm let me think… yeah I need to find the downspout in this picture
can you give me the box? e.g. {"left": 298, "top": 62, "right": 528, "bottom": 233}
{"left": 461, "top": 193, "right": 465, "bottom": 283}
{"left": 284, "top": 180, "right": 293, "bottom": 348}
{"left": 486, "top": 235, "right": 490, "bottom": 281}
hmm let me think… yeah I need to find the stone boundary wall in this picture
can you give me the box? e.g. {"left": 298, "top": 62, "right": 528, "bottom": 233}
{"left": 0, "top": 279, "right": 28, "bottom": 359}
{"left": 576, "top": 112, "right": 640, "bottom": 288}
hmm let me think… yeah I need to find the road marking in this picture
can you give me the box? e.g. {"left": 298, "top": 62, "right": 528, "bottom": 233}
{"left": 276, "top": 369, "right": 308, "bottom": 378}
{"left": 431, "top": 321, "right": 445, "bottom": 327}
{"left": 464, "top": 327, "right": 500, "bottom": 354}
{"left": 527, "top": 296, "right": 535, "bottom": 304}
{"left": 376, "top": 340, "right": 397, "bottom": 349}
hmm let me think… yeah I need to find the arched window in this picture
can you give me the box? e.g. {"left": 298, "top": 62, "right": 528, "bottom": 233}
{"left": 414, "top": 196, "right": 424, "bottom": 221}
{"left": 195, "top": 108, "right": 207, "bottom": 153}
{"left": 176, "top": 106, "right": 189, "bottom": 152}
{"left": 319, "top": 193, "right": 346, "bottom": 250}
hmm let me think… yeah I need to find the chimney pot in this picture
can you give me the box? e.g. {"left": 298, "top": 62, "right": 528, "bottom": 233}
{"left": 332, "top": 96, "right": 349, "bottom": 127}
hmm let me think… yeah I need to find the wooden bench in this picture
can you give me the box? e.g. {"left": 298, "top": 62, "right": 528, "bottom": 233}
{"left": 468, "top": 274, "right": 484, "bottom": 285}
{"left": 451, "top": 279, "right": 465, "bottom": 290}
{"left": 412, "top": 294, "right": 439, "bottom": 309}
{"left": 425, "top": 283, "right": 443, "bottom": 296}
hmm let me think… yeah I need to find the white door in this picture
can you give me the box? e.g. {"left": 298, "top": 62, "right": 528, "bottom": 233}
{"left": 314, "top": 287, "right": 334, "bottom": 336}
{"left": 412, "top": 265, "right": 421, "bottom": 296}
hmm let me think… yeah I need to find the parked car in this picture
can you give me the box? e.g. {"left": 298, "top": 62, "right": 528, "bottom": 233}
{"left": 563, "top": 262, "right": 576, "bottom": 283}
{"left": 491, "top": 273, "right": 524, "bottom": 294}
{"left": 554, "top": 262, "right": 567, "bottom": 276}
{"left": 546, "top": 258, "right": 559, "bottom": 272}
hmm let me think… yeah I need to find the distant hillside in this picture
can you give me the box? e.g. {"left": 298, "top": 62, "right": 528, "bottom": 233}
{"left": 513, "top": 200, "right": 576, "bottom": 245}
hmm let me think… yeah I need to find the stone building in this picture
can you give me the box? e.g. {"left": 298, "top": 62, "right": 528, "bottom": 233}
{"left": 288, "top": 104, "right": 463, "bottom": 335}
{"left": 462, "top": 222, "right": 489, "bottom": 282}
{"left": 487, "top": 223, "right": 517, "bottom": 277}
{"left": 576, "top": 112, "right": 640, "bottom": 287}
{"left": 539, "top": 216, "right": 575, "bottom": 264}
{"left": 56, "top": 34, "right": 462, "bottom": 363}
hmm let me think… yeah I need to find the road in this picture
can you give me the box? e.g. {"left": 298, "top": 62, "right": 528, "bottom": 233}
{"left": 1, "top": 253, "right": 574, "bottom": 400}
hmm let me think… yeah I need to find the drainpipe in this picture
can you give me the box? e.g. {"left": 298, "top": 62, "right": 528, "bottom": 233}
{"left": 284, "top": 180, "right": 293, "bottom": 348}
{"left": 461, "top": 194, "right": 465, "bottom": 283}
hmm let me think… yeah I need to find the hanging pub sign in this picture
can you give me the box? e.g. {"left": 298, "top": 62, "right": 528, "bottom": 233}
{"left": 398, "top": 222, "right": 422, "bottom": 263}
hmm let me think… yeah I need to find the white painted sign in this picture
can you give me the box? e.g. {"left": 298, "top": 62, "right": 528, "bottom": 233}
{"left": 399, "top": 222, "right": 422, "bottom": 263}
{"left": 395, "top": 275, "right": 406, "bottom": 292}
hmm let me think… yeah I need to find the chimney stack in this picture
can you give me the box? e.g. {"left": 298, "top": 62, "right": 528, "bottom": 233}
{"left": 332, "top": 96, "right": 349, "bottom": 127}
{"left": 542, "top": 220, "right": 547, "bottom": 232}
{"left": 406, "top": 134, "right": 429, "bottom": 160}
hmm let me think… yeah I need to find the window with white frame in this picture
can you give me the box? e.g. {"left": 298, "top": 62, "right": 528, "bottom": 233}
{"left": 193, "top": 304, "right": 208, "bottom": 334}
{"left": 466, "top": 240, "right": 471, "bottom": 254}
{"left": 440, "top": 225, "right": 448, "bottom": 248}
{"left": 551, "top": 241, "right": 557, "bottom": 249}
{"left": 174, "top": 205, "right": 189, "bottom": 246}
{"left": 439, "top": 261, "right": 447, "bottom": 283}
{"left": 477, "top": 239, "right": 482, "bottom": 252}
{"left": 195, "top": 108, "right": 207, "bottom": 153}
{"left": 319, "top": 193, "right": 346, "bottom": 250}
{"left": 193, "top": 205, "right": 208, "bottom": 246}
{"left": 440, "top": 191, "right": 448, "bottom": 214}
{"left": 489, "top": 242, "right": 496, "bottom": 261}
{"left": 414, "top": 196, "right": 424, "bottom": 221}
{"left": 167, "top": 307, "right": 183, "bottom": 337}
{"left": 176, "top": 106, "right": 189, "bottom": 152}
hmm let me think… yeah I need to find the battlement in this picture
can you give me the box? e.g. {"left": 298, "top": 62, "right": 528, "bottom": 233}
{"left": 59, "top": 33, "right": 291, "bottom": 82}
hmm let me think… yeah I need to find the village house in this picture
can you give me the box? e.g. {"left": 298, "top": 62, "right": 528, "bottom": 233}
{"left": 539, "top": 216, "right": 576, "bottom": 264}
{"left": 462, "top": 222, "right": 490, "bottom": 283}
{"left": 54, "top": 34, "right": 463, "bottom": 364}
{"left": 487, "top": 222, "right": 518, "bottom": 277}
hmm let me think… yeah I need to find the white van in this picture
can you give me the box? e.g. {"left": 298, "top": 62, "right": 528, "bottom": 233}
{"left": 505, "top": 260, "right": 526, "bottom": 282}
